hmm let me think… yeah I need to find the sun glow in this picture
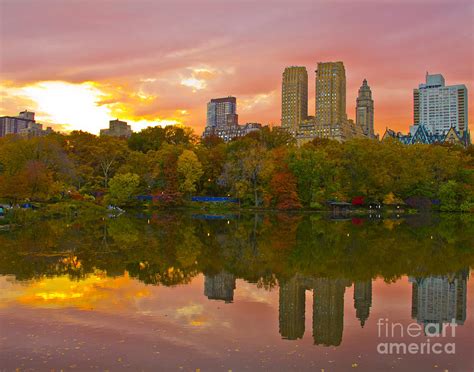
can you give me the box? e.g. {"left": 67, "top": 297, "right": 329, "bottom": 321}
{"left": 20, "top": 81, "right": 110, "bottom": 133}
{"left": 4, "top": 80, "right": 183, "bottom": 134}
{"left": 0, "top": 272, "right": 151, "bottom": 310}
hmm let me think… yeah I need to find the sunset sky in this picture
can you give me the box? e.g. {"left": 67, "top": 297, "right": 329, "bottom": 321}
{"left": 1, "top": 0, "right": 473, "bottom": 135}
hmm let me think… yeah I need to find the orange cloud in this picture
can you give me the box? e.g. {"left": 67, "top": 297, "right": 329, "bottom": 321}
{"left": 0, "top": 81, "right": 185, "bottom": 134}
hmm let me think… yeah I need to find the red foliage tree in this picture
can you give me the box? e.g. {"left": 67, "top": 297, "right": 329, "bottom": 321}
{"left": 268, "top": 148, "right": 302, "bottom": 210}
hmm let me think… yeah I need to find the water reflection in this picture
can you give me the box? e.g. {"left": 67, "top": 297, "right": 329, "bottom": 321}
{"left": 278, "top": 276, "right": 350, "bottom": 346}
{"left": 0, "top": 212, "right": 473, "bottom": 370}
{"left": 410, "top": 270, "right": 468, "bottom": 329}
{"left": 204, "top": 271, "right": 236, "bottom": 303}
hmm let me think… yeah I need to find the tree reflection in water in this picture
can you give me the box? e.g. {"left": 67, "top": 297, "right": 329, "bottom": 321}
{"left": 0, "top": 212, "right": 472, "bottom": 345}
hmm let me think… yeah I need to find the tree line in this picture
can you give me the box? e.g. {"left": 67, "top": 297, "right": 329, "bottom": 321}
{"left": 1, "top": 212, "right": 472, "bottom": 284}
{"left": 0, "top": 125, "right": 473, "bottom": 211}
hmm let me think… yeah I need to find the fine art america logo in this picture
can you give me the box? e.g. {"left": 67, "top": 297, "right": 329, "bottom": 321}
{"left": 376, "top": 318, "right": 457, "bottom": 355}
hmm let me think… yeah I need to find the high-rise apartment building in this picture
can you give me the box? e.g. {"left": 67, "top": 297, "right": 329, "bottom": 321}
{"left": 206, "top": 96, "right": 237, "bottom": 130}
{"left": 315, "top": 62, "right": 347, "bottom": 126}
{"left": 356, "top": 79, "right": 375, "bottom": 138}
{"left": 413, "top": 73, "right": 468, "bottom": 135}
{"left": 281, "top": 66, "right": 308, "bottom": 131}
{"left": 202, "top": 96, "right": 263, "bottom": 142}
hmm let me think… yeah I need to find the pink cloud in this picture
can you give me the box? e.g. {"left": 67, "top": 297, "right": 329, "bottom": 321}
{"left": 1, "top": 0, "right": 472, "bottom": 134}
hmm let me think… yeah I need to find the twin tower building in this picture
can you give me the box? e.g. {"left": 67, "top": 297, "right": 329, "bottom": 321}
{"left": 281, "top": 62, "right": 375, "bottom": 143}
{"left": 203, "top": 62, "right": 374, "bottom": 143}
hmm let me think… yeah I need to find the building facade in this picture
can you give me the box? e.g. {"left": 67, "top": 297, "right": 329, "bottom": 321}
{"left": 202, "top": 96, "right": 263, "bottom": 141}
{"left": 315, "top": 62, "right": 347, "bottom": 126}
{"left": 206, "top": 96, "right": 237, "bottom": 130}
{"left": 205, "top": 122, "right": 262, "bottom": 142}
{"left": 294, "top": 117, "right": 366, "bottom": 146}
{"left": 414, "top": 73, "right": 468, "bottom": 135}
{"left": 356, "top": 79, "right": 375, "bottom": 138}
{"left": 382, "top": 124, "right": 470, "bottom": 147}
{"left": 281, "top": 66, "right": 308, "bottom": 131}
{"left": 0, "top": 111, "right": 53, "bottom": 137}
{"left": 100, "top": 119, "right": 132, "bottom": 138}
{"left": 383, "top": 73, "right": 470, "bottom": 147}
{"left": 279, "top": 61, "right": 372, "bottom": 145}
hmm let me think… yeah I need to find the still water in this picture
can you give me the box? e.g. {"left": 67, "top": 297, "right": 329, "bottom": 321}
{"left": 0, "top": 212, "right": 473, "bottom": 371}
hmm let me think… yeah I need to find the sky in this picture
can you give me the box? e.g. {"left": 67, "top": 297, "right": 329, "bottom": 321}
{"left": 0, "top": 0, "right": 473, "bottom": 135}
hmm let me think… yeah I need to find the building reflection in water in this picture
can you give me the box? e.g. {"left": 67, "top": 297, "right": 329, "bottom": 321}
{"left": 204, "top": 271, "right": 236, "bottom": 303}
{"left": 200, "top": 270, "right": 469, "bottom": 346}
{"left": 279, "top": 276, "right": 306, "bottom": 340}
{"left": 312, "top": 278, "right": 351, "bottom": 346}
{"left": 354, "top": 280, "right": 372, "bottom": 328}
{"left": 278, "top": 275, "right": 353, "bottom": 346}
{"left": 410, "top": 269, "right": 468, "bottom": 330}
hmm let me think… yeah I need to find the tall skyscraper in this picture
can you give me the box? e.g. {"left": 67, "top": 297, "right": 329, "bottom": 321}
{"left": 281, "top": 66, "right": 308, "bottom": 131}
{"left": 356, "top": 79, "right": 375, "bottom": 138}
{"left": 206, "top": 96, "right": 237, "bottom": 130}
{"left": 413, "top": 73, "right": 468, "bottom": 135}
{"left": 315, "top": 62, "right": 347, "bottom": 126}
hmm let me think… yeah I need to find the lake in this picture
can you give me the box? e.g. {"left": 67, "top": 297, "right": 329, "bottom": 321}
{"left": 0, "top": 212, "right": 473, "bottom": 371}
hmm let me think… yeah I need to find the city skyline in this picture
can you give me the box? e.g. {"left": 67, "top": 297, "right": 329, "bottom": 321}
{"left": 1, "top": 1, "right": 472, "bottom": 135}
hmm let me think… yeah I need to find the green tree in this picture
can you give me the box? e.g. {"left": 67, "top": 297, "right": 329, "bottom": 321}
{"left": 439, "top": 180, "right": 461, "bottom": 212}
{"left": 95, "top": 136, "right": 129, "bottom": 188}
{"left": 177, "top": 149, "right": 203, "bottom": 196}
{"left": 108, "top": 173, "right": 140, "bottom": 206}
{"left": 288, "top": 143, "right": 341, "bottom": 207}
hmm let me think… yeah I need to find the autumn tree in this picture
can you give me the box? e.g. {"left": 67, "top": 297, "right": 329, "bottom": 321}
{"left": 195, "top": 142, "right": 226, "bottom": 196}
{"left": 149, "top": 143, "right": 183, "bottom": 205}
{"left": 245, "top": 126, "right": 296, "bottom": 149}
{"left": 63, "top": 131, "right": 128, "bottom": 190}
{"left": 0, "top": 136, "right": 67, "bottom": 202}
{"left": 265, "top": 147, "right": 301, "bottom": 210}
{"left": 128, "top": 125, "right": 196, "bottom": 153}
{"left": 177, "top": 149, "right": 203, "bottom": 196}
{"left": 220, "top": 139, "right": 269, "bottom": 207}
